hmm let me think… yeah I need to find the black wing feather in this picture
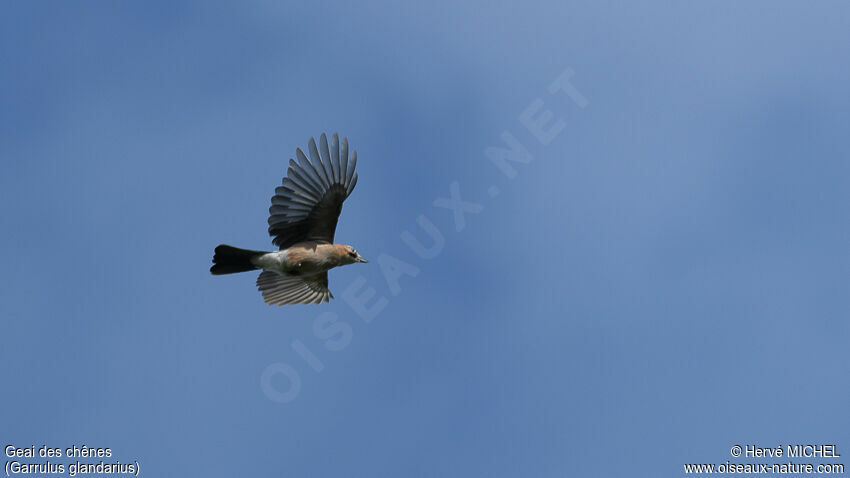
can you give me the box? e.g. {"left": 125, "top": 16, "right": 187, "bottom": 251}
{"left": 268, "top": 133, "right": 359, "bottom": 249}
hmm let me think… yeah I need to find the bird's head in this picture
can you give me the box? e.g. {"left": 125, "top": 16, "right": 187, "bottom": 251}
{"left": 340, "top": 245, "right": 368, "bottom": 265}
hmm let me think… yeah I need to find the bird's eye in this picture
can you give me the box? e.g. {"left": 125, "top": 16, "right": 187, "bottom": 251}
{"left": 348, "top": 250, "right": 357, "bottom": 257}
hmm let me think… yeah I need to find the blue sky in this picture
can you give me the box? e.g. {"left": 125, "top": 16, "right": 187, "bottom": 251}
{"left": 2, "top": 2, "right": 848, "bottom": 476}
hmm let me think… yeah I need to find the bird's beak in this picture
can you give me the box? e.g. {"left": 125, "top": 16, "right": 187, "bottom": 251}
{"left": 357, "top": 255, "right": 368, "bottom": 263}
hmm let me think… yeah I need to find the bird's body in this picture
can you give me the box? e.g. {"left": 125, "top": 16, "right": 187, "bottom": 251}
{"left": 252, "top": 242, "right": 358, "bottom": 276}
{"left": 211, "top": 133, "right": 366, "bottom": 306}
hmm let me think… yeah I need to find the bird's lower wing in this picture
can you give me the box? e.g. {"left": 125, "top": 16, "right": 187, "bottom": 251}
{"left": 256, "top": 271, "right": 332, "bottom": 306}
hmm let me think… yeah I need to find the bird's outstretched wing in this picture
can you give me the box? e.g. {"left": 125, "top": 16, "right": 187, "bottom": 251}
{"left": 257, "top": 271, "right": 332, "bottom": 305}
{"left": 268, "top": 133, "right": 358, "bottom": 249}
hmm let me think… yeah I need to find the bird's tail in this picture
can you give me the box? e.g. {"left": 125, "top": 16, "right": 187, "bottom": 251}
{"left": 211, "top": 244, "right": 265, "bottom": 275}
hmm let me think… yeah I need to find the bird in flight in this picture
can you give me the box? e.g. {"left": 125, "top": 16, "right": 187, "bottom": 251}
{"left": 211, "top": 133, "right": 367, "bottom": 305}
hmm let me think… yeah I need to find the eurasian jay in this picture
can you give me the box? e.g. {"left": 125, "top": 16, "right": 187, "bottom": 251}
{"left": 211, "top": 133, "right": 367, "bottom": 305}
